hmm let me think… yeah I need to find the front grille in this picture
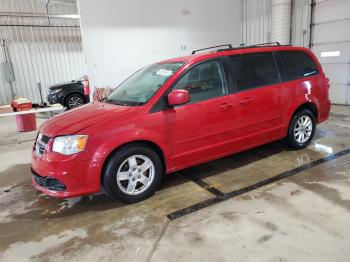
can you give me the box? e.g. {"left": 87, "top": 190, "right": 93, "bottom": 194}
{"left": 35, "top": 133, "right": 51, "bottom": 157}
{"left": 32, "top": 172, "right": 66, "bottom": 191}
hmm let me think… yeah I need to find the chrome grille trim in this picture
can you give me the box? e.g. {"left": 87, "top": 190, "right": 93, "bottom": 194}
{"left": 35, "top": 133, "right": 50, "bottom": 157}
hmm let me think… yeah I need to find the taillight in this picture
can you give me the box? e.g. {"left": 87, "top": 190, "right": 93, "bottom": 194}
{"left": 83, "top": 80, "right": 90, "bottom": 95}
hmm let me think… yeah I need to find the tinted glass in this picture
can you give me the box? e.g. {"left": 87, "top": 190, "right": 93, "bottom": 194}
{"left": 229, "top": 52, "right": 280, "bottom": 91}
{"left": 280, "top": 51, "right": 319, "bottom": 80}
{"left": 107, "top": 62, "right": 183, "bottom": 106}
{"left": 172, "top": 60, "right": 226, "bottom": 103}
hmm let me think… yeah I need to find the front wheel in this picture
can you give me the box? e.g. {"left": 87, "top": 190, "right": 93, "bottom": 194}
{"left": 65, "top": 93, "right": 85, "bottom": 109}
{"left": 287, "top": 109, "right": 316, "bottom": 149}
{"left": 102, "top": 145, "right": 163, "bottom": 203}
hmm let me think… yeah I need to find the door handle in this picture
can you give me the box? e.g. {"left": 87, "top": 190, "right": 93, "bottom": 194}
{"left": 218, "top": 103, "right": 233, "bottom": 111}
{"left": 239, "top": 97, "right": 253, "bottom": 105}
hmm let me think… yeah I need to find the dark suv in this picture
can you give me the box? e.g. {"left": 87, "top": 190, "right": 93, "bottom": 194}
{"left": 47, "top": 78, "right": 90, "bottom": 109}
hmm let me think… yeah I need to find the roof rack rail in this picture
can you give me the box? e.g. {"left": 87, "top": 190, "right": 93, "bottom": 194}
{"left": 191, "top": 42, "right": 285, "bottom": 55}
{"left": 216, "top": 42, "right": 285, "bottom": 52}
{"left": 251, "top": 42, "right": 281, "bottom": 47}
{"left": 192, "top": 44, "right": 233, "bottom": 55}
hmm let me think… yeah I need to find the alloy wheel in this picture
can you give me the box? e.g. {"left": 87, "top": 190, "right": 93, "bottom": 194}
{"left": 68, "top": 96, "right": 84, "bottom": 108}
{"left": 294, "top": 115, "right": 313, "bottom": 143}
{"left": 116, "top": 155, "right": 155, "bottom": 196}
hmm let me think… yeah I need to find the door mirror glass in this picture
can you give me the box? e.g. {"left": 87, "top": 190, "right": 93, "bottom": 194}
{"left": 167, "top": 89, "right": 190, "bottom": 106}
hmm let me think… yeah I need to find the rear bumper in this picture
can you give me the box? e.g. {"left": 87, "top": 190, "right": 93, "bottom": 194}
{"left": 318, "top": 100, "right": 331, "bottom": 124}
{"left": 31, "top": 150, "right": 102, "bottom": 198}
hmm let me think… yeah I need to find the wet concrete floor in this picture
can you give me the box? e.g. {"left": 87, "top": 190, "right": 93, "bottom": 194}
{"left": 0, "top": 106, "right": 350, "bottom": 261}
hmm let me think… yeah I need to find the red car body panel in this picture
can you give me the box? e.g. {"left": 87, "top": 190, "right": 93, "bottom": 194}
{"left": 32, "top": 46, "right": 331, "bottom": 198}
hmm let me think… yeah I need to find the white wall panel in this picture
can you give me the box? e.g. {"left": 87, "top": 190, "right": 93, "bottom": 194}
{"left": 313, "top": 43, "right": 350, "bottom": 64}
{"left": 313, "top": 21, "right": 350, "bottom": 44}
{"left": 314, "top": 0, "right": 350, "bottom": 23}
{"left": 78, "top": 0, "right": 241, "bottom": 89}
{"left": 312, "top": 0, "right": 350, "bottom": 104}
{"left": 322, "top": 64, "right": 349, "bottom": 84}
{"left": 329, "top": 84, "right": 348, "bottom": 105}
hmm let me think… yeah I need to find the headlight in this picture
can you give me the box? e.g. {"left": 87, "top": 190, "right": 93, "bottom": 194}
{"left": 49, "top": 88, "right": 62, "bottom": 94}
{"left": 52, "top": 135, "right": 88, "bottom": 155}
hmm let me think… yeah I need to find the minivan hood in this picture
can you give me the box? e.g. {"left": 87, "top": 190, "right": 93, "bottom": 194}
{"left": 40, "top": 101, "right": 137, "bottom": 137}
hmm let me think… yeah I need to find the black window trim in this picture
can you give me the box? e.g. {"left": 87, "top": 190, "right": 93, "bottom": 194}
{"left": 150, "top": 57, "right": 230, "bottom": 113}
{"left": 278, "top": 50, "right": 320, "bottom": 81}
{"left": 149, "top": 49, "right": 321, "bottom": 113}
{"left": 274, "top": 51, "right": 289, "bottom": 82}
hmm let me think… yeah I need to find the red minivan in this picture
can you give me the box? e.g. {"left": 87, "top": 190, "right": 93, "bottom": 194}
{"left": 32, "top": 43, "right": 331, "bottom": 202}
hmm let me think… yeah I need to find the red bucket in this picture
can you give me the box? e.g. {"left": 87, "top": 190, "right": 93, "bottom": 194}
{"left": 16, "top": 113, "right": 37, "bottom": 132}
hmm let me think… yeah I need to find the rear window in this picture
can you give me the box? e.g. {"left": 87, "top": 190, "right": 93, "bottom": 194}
{"left": 280, "top": 51, "right": 319, "bottom": 80}
{"left": 229, "top": 52, "right": 280, "bottom": 91}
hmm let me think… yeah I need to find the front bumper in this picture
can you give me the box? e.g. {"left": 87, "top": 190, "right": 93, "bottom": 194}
{"left": 31, "top": 149, "right": 102, "bottom": 198}
{"left": 47, "top": 92, "right": 64, "bottom": 105}
{"left": 32, "top": 170, "right": 66, "bottom": 191}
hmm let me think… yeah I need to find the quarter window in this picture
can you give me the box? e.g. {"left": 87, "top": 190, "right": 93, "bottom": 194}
{"left": 172, "top": 60, "right": 226, "bottom": 103}
{"left": 229, "top": 52, "right": 280, "bottom": 91}
{"left": 280, "top": 51, "right": 319, "bottom": 80}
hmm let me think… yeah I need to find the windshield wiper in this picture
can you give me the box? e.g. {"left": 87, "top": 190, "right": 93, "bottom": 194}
{"left": 104, "top": 98, "right": 143, "bottom": 106}
{"left": 103, "top": 98, "right": 116, "bottom": 105}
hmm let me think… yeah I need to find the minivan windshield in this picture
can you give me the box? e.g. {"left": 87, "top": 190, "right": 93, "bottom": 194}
{"left": 106, "top": 62, "right": 184, "bottom": 106}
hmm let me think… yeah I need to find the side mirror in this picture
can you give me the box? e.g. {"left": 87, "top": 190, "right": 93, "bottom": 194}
{"left": 167, "top": 89, "right": 190, "bottom": 107}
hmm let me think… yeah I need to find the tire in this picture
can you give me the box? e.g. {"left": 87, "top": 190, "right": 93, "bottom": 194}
{"left": 287, "top": 109, "right": 316, "bottom": 149}
{"left": 65, "top": 93, "right": 85, "bottom": 109}
{"left": 102, "top": 144, "right": 163, "bottom": 203}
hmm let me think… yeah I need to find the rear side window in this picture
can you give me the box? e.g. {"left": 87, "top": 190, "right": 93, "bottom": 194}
{"left": 229, "top": 52, "right": 280, "bottom": 91}
{"left": 280, "top": 51, "right": 319, "bottom": 80}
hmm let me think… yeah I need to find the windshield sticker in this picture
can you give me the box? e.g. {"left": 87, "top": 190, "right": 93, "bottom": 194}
{"left": 156, "top": 69, "right": 173, "bottom": 77}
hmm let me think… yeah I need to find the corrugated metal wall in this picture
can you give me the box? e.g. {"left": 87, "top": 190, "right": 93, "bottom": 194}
{"left": 291, "top": 0, "right": 311, "bottom": 47}
{"left": 240, "top": 0, "right": 272, "bottom": 46}
{"left": 0, "top": 0, "right": 85, "bottom": 105}
{"left": 241, "top": 0, "right": 310, "bottom": 47}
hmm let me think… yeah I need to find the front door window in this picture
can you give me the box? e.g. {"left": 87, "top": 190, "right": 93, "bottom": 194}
{"left": 172, "top": 60, "right": 227, "bottom": 103}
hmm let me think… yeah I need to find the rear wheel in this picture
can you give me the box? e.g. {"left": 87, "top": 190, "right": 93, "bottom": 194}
{"left": 102, "top": 145, "right": 163, "bottom": 203}
{"left": 287, "top": 109, "right": 316, "bottom": 149}
{"left": 65, "top": 93, "right": 85, "bottom": 109}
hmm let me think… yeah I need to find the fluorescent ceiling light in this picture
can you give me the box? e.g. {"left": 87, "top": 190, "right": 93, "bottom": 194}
{"left": 60, "top": 14, "right": 80, "bottom": 19}
{"left": 321, "top": 51, "right": 340, "bottom": 57}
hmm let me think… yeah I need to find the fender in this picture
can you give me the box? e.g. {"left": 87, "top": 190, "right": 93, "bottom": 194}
{"left": 284, "top": 85, "right": 320, "bottom": 129}
{"left": 82, "top": 111, "right": 173, "bottom": 170}
{"left": 93, "top": 129, "right": 171, "bottom": 166}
